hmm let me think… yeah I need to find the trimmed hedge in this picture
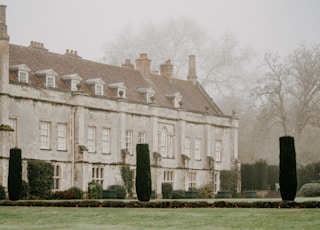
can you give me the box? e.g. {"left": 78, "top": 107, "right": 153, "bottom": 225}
{"left": 279, "top": 136, "right": 297, "bottom": 201}
{"left": 52, "top": 187, "right": 83, "bottom": 199}
{"left": 220, "top": 170, "right": 238, "bottom": 196}
{"left": 161, "top": 182, "right": 173, "bottom": 199}
{"left": 172, "top": 190, "right": 185, "bottom": 199}
{"left": 0, "top": 184, "right": 6, "bottom": 200}
{"left": 135, "top": 144, "right": 152, "bottom": 202}
{"left": 8, "top": 148, "right": 22, "bottom": 201}
{"left": 20, "top": 180, "right": 29, "bottom": 199}
{"left": 27, "top": 160, "right": 54, "bottom": 199}
{"left": 108, "top": 185, "right": 126, "bottom": 199}
{"left": 1, "top": 200, "right": 319, "bottom": 208}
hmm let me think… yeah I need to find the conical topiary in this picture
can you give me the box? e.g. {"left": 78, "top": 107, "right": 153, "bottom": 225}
{"left": 8, "top": 148, "right": 22, "bottom": 201}
{"left": 135, "top": 144, "right": 151, "bottom": 202}
{"left": 279, "top": 136, "right": 297, "bottom": 201}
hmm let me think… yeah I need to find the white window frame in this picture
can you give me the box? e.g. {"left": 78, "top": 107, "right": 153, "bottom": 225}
{"left": 125, "top": 130, "right": 133, "bottom": 154}
{"left": 40, "top": 121, "right": 50, "bottom": 149}
{"left": 194, "top": 138, "right": 201, "bottom": 160}
{"left": 46, "top": 75, "right": 56, "bottom": 88}
{"left": 87, "top": 126, "right": 96, "bottom": 153}
{"left": 53, "top": 164, "right": 61, "bottom": 191}
{"left": 57, "top": 123, "right": 67, "bottom": 151}
{"left": 95, "top": 84, "right": 104, "bottom": 96}
{"left": 138, "top": 131, "right": 146, "bottom": 144}
{"left": 92, "top": 166, "right": 104, "bottom": 187}
{"left": 18, "top": 70, "right": 28, "bottom": 83}
{"left": 215, "top": 140, "right": 222, "bottom": 162}
{"left": 188, "top": 171, "right": 197, "bottom": 188}
{"left": 163, "top": 170, "right": 173, "bottom": 183}
{"left": 102, "top": 128, "right": 111, "bottom": 154}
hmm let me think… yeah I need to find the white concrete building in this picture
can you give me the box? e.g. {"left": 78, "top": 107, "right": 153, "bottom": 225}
{"left": 0, "top": 5, "right": 240, "bottom": 196}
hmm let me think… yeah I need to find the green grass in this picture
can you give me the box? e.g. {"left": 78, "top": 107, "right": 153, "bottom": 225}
{"left": 0, "top": 206, "right": 320, "bottom": 229}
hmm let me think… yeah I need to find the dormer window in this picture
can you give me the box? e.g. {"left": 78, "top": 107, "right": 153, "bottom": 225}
{"left": 35, "top": 69, "right": 58, "bottom": 88}
{"left": 9, "top": 64, "right": 31, "bottom": 83}
{"left": 108, "top": 82, "right": 128, "bottom": 99}
{"left": 137, "top": 87, "right": 156, "bottom": 103}
{"left": 84, "top": 78, "right": 105, "bottom": 96}
{"left": 61, "top": 73, "right": 82, "bottom": 91}
{"left": 166, "top": 92, "right": 183, "bottom": 108}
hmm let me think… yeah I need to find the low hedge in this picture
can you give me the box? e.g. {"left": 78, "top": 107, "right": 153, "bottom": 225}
{"left": 1, "top": 200, "right": 320, "bottom": 208}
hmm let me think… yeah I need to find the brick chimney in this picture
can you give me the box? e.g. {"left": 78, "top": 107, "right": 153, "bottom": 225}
{"left": 121, "top": 59, "right": 134, "bottom": 70}
{"left": 187, "top": 55, "right": 197, "bottom": 85}
{"left": 160, "top": 59, "right": 173, "bottom": 78}
{"left": 135, "top": 53, "right": 151, "bottom": 78}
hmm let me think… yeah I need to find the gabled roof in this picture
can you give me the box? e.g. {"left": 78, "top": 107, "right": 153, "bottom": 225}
{"left": 8, "top": 43, "right": 224, "bottom": 116}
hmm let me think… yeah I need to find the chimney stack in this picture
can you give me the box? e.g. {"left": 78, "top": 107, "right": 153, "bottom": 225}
{"left": 0, "top": 5, "right": 9, "bottom": 41}
{"left": 187, "top": 55, "right": 197, "bottom": 85}
{"left": 160, "top": 59, "right": 173, "bottom": 78}
{"left": 135, "top": 53, "right": 151, "bottom": 78}
{"left": 0, "top": 5, "right": 9, "bottom": 92}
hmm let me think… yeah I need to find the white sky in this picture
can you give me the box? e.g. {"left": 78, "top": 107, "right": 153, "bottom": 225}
{"left": 1, "top": 0, "right": 320, "bottom": 61}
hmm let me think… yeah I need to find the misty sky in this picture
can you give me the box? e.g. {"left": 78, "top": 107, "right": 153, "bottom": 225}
{"left": 1, "top": 0, "right": 320, "bottom": 61}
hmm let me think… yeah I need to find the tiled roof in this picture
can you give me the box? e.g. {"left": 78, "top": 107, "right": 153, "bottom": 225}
{"left": 8, "top": 43, "right": 224, "bottom": 116}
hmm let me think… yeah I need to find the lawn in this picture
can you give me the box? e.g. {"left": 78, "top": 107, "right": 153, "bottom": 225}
{"left": 0, "top": 206, "right": 320, "bottom": 229}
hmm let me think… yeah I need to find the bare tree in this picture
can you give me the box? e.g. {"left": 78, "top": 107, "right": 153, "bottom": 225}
{"left": 256, "top": 43, "right": 320, "bottom": 138}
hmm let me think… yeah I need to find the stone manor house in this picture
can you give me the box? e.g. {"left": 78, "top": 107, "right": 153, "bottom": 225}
{"left": 0, "top": 5, "right": 240, "bottom": 196}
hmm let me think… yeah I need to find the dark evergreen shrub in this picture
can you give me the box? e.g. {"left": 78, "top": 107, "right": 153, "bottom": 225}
{"left": 198, "top": 183, "right": 214, "bottom": 198}
{"left": 268, "top": 165, "right": 279, "bottom": 190}
{"left": 135, "top": 144, "right": 151, "bottom": 202}
{"left": 172, "top": 190, "right": 185, "bottom": 199}
{"left": 253, "top": 160, "right": 268, "bottom": 190}
{"left": 20, "top": 180, "right": 29, "bottom": 199}
{"left": 161, "top": 182, "right": 173, "bottom": 199}
{"left": 108, "top": 185, "right": 126, "bottom": 199}
{"left": 279, "top": 136, "right": 297, "bottom": 201}
{"left": 241, "top": 163, "right": 255, "bottom": 191}
{"left": 220, "top": 170, "right": 238, "bottom": 196}
{"left": 299, "top": 183, "right": 320, "bottom": 197}
{"left": 0, "top": 184, "right": 6, "bottom": 200}
{"left": 121, "top": 165, "right": 134, "bottom": 197}
{"left": 8, "top": 148, "right": 22, "bottom": 201}
{"left": 68, "top": 186, "right": 83, "bottom": 199}
{"left": 27, "top": 160, "right": 54, "bottom": 199}
{"left": 88, "top": 181, "right": 103, "bottom": 199}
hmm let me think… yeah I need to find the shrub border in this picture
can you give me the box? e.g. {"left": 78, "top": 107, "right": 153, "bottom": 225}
{"left": 0, "top": 200, "right": 319, "bottom": 208}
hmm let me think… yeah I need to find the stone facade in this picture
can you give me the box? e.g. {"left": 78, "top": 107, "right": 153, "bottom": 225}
{"left": 0, "top": 5, "right": 240, "bottom": 196}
